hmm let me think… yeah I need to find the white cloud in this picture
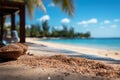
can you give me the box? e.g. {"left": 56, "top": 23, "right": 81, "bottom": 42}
{"left": 88, "top": 18, "right": 98, "bottom": 23}
{"left": 77, "top": 21, "right": 87, "bottom": 25}
{"left": 48, "top": 3, "right": 55, "bottom": 7}
{"left": 110, "top": 25, "right": 117, "bottom": 28}
{"left": 61, "top": 18, "right": 70, "bottom": 23}
{"left": 37, "top": 15, "right": 50, "bottom": 22}
{"left": 5, "top": 22, "right": 11, "bottom": 26}
{"left": 77, "top": 18, "right": 98, "bottom": 26}
{"left": 103, "top": 20, "right": 110, "bottom": 24}
{"left": 113, "top": 19, "right": 120, "bottom": 22}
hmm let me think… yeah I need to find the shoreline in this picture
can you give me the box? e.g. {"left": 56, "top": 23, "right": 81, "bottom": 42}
{"left": 26, "top": 38, "right": 120, "bottom": 60}
{"left": 39, "top": 37, "right": 120, "bottom": 51}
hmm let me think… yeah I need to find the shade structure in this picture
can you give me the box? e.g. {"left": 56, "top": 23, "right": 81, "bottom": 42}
{"left": 0, "top": 0, "right": 26, "bottom": 43}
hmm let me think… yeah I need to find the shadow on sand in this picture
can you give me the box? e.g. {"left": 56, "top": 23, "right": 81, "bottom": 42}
{"left": 29, "top": 45, "right": 120, "bottom": 64}
{"left": 0, "top": 66, "right": 110, "bottom": 80}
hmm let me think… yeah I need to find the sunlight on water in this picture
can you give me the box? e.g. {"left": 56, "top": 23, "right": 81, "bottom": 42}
{"left": 41, "top": 38, "right": 120, "bottom": 51}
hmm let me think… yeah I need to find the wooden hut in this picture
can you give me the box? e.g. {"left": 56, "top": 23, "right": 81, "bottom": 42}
{"left": 0, "top": 0, "right": 25, "bottom": 43}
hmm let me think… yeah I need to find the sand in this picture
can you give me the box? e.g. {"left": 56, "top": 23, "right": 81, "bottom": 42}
{"left": 0, "top": 55, "right": 120, "bottom": 80}
{"left": 0, "top": 38, "right": 120, "bottom": 80}
{"left": 27, "top": 38, "right": 120, "bottom": 60}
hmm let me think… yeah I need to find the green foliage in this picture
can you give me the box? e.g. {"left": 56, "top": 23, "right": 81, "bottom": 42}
{"left": 51, "top": 27, "right": 59, "bottom": 37}
{"left": 4, "top": 21, "right": 91, "bottom": 39}
{"left": 62, "top": 25, "right": 68, "bottom": 37}
{"left": 74, "top": 32, "right": 91, "bottom": 38}
{"left": 42, "top": 20, "right": 50, "bottom": 37}
{"left": 26, "top": 27, "right": 31, "bottom": 37}
{"left": 30, "top": 24, "right": 42, "bottom": 37}
{"left": 50, "top": 25, "right": 90, "bottom": 38}
{"left": 25, "top": 21, "right": 91, "bottom": 38}
{"left": 68, "top": 27, "right": 74, "bottom": 38}
{"left": 84, "top": 32, "right": 91, "bottom": 38}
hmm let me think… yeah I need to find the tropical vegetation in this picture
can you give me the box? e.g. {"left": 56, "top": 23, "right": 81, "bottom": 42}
{"left": 25, "top": 20, "right": 91, "bottom": 38}
{"left": 3, "top": 0, "right": 90, "bottom": 39}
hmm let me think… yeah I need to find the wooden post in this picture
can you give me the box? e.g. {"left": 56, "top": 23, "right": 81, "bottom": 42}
{"left": 19, "top": 5, "right": 25, "bottom": 43}
{"left": 0, "top": 16, "right": 4, "bottom": 41}
{"left": 0, "top": 17, "right": 2, "bottom": 41}
{"left": 11, "top": 13, "right": 16, "bottom": 37}
{"left": 11, "top": 13, "right": 16, "bottom": 31}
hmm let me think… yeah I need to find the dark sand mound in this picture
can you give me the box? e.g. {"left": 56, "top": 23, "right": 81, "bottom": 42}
{"left": 4, "top": 54, "right": 120, "bottom": 79}
{"left": 0, "top": 43, "right": 28, "bottom": 60}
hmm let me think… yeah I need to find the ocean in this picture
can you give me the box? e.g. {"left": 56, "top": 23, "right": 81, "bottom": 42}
{"left": 40, "top": 38, "right": 120, "bottom": 51}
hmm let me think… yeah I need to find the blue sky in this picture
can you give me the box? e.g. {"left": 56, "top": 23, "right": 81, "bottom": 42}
{"left": 6, "top": 0, "right": 120, "bottom": 38}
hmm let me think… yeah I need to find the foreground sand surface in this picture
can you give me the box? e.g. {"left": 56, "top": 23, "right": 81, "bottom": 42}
{"left": 0, "top": 38, "right": 120, "bottom": 80}
{"left": 0, "top": 55, "right": 120, "bottom": 80}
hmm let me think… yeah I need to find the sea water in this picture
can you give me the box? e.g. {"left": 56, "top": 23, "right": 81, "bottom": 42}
{"left": 40, "top": 38, "right": 120, "bottom": 51}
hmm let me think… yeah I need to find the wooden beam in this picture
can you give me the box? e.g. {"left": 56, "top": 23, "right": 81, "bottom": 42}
{"left": 0, "top": 8, "right": 18, "bottom": 13}
{"left": 0, "top": 5, "right": 20, "bottom": 16}
{"left": 0, "top": 1, "right": 25, "bottom": 16}
{"left": 19, "top": 5, "right": 25, "bottom": 43}
{"left": 0, "top": 1, "right": 25, "bottom": 7}
{"left": 0, "top": 10, "right": 20, "bottom": 17}
{"left": 0, "top": 6, "right": 19, "bottom": 10}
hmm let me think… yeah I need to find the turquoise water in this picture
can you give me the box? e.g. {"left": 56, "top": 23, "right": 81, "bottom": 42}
{"left": 40, "top": 38, "right": 120, "bottom": 51}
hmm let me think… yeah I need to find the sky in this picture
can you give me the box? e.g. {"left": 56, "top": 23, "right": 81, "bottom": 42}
{"left": 6, "top": 0, "right": 120, "bottom": 38}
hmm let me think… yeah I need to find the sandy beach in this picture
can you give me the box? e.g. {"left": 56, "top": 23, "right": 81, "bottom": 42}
{"left": 27, "top": 38, "right": 120, "bottom": 60}
{"left": 1, "top": 0, "right": 120, "bottom": 79}
{"left": 0, "top": 38, "right": 120, "bottom": 80}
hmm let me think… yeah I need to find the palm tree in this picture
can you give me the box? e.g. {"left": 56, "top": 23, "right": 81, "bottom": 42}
{"left": 52, "top": 0, "right": 74, "bottom": 16}
{"left": 12, "top": 0, "right": 74, "bottom": 18}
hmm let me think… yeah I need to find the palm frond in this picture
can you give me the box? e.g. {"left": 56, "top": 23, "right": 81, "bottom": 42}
{"left": 12, "top": 0, "right": 46, "bottom": 18}
{"left": 52, "top": 0, "right": 74, "bottom": 16}
{"left": 12, "top": 0, "right": 34, "bottom": 18}
{"left": 11, "top": 0, "right": 74, "bottom": 18}
{"left": 24, "top": 0, "right": 35, "bottom": 18}
{"left": 35, "top": 0, "right": 46, "bottom": 13}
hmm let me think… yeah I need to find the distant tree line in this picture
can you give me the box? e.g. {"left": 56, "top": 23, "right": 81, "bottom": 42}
{"left": 4, "top": 20, "right": 91, "bottom": 39}
{"left": 26, "top": 20, "right": 91, "bottom": 38}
